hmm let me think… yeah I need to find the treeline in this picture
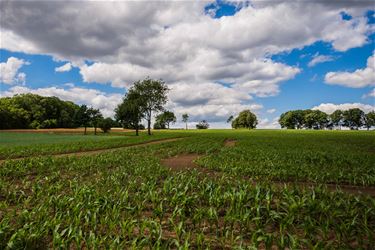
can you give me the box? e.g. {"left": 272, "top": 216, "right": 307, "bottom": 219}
{"left": 279, "top": 108, "right": 375, "bottom": 130}
{"left": 0, "top": 94, "right": 115, "bottom": 133}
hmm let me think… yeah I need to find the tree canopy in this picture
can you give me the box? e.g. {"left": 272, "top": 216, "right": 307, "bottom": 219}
{"left": 99, "top": 118, "right": 114, "bottom": 133}
{"left": 0, "top": 94, "right": 80, "bottom": 129}
{"left": 115, "top": 90, "right": 144, "bottom": 136}
{"left": 196, "top": 120, "right": 209, "bottom": 129}
{"left": 182, "top": 113, "right": 189, "bottom": 130}
{"left": 154, "top": 111, "right": 176, "bottom": 129}
{"left": 279, "top": 108, "right": 372, "bottom": 130}
{"left": 131, "top": 78, "right": 169, "bottom": 135}
{"left": 231, "top": 110, "right": 258, "bottom": 129}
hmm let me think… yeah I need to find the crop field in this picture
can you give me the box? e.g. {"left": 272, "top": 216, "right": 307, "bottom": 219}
{"left": 0, "top": 131, "right": 182, "bottom": 160}
{"left": 1, "top": 130, "right": 374, "bottom": 249}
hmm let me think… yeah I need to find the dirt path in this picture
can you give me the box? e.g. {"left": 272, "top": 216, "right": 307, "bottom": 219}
{"left": 224, "top": 139, "right": 237, "bottom": 147}
{"left": 0, "top": 138, "right": 183, "bottom": 164}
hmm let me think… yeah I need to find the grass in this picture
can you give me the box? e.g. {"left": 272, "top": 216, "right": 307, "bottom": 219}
{"left": 0, "top": 129, "right": 374, "bottom": 248}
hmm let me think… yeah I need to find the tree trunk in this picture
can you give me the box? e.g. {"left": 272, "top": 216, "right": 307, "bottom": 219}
{"left": 168, "top": 123, "right": 170, "bottom": 129}
{"left": 94, "top": 126, "right": 97, "bottom": 135}
{"left": 136, "top": 125, "right": 139, "bottom": 136}
{"left": 146, "top": 110, "right": 152, "bottom": 135}
{"left": 186, "top": 122, "right": 187, "bottom": 130}
{"left": 84, "top": 126, "right": 87, "bottom": 135}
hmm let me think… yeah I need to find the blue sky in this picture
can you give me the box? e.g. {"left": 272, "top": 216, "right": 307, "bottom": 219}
{"left": 0, "top": 1, "right": 374, "bottom": 128}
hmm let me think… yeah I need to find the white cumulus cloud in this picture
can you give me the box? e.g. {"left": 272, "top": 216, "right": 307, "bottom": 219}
{"left": 0, "top": 85, "right": 122, "bottom": 117}
{"left": 55, "top": 62, "right": 72, "bottom": 72}
{"left": 325, "top": 53, "right": 375, "bottom": 88}
{"left": 312, "top": 102, "right": 375, "bottom": 114}
{"left": 0, "top": 57, "right": 28, "bottom": 84}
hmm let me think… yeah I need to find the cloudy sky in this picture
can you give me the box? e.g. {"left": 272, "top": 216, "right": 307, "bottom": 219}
{"left": 0, "top": 0, "right": 374, "bottom": 128}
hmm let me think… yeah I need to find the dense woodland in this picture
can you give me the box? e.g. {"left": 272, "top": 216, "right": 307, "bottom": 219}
{"left": 0, "top": 94, "right": 110, "bottom": 134}
{"left": 0, "top": 94, "right": 81, "bottom": 129}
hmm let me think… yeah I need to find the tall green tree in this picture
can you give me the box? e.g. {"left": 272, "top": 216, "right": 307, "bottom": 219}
{"left": 343, "top": 108, "right": 365, "bottom": 130}
{"left": 364, "top": 111, "right": 375, "bottom": 130}
{"left": 182, "top": 113, "right": 189, "bottom": 130}
{"left": 279, "top": 110, "right": 308, "bottom": 129}
{"left": 330, "top": 110, "right": 344, "bottom": 130}
{"left": 304, "top": 110, "right": 328, "bottom": 129}
{"left": 154, "top": 111, "right": 176, "bottom": 129}
{"left": 131, "top": 78, "right": 169, "bottom": 135}
{"left": 75, "top": 105, "right": 91, "bottom": 135}
{"left": 99, "top": 117, "right": 114, "bottom": 133}
{"left": 115, "top": 91, "right": 144, "bottom": 136}
{"left": 88, "top": 108, "right": 103, "bottom": 135}
{"left": 231, "top": 110, "right": 258, "bottom": 129}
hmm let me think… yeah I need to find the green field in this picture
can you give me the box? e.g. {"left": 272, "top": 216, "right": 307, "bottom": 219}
{"left": 1, "top": 130, "right": 374, "bottom": 248}
{"left": 0, "top": 131, "right": 183, "bottom": 159}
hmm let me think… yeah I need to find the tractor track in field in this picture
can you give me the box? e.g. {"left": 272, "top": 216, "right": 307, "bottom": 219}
{"left": 162, "top": 139, "right": 375, "bottom": 197}
{"left": 0, "top": 137, "right": 183, "bottom": 164}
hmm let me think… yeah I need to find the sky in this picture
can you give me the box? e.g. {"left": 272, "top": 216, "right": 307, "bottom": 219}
{"left": 0, "top": 0, "right": 374, "bottom": 129}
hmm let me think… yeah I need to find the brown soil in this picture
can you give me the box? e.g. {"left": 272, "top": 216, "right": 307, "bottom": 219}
{"left": 161, "top": 154, "right": 201, "bottom": 171}
{"left": 224, "top": 139, "right": 236, "bottom": 147}
{"left": 0, "top": 138, "right": 182, "bottom": 164}
{"left": 161, "top": 154, "right": 220, "bottom": 177}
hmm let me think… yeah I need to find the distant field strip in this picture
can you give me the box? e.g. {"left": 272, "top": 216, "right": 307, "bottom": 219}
{"left": 0, "top": 131, "right": 186, "bottom": 159}
{"left": 0, "top": 137, "right": 183, "bottom": 164}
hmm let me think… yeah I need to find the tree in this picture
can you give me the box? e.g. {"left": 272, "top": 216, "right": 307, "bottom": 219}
{"left": 364, "top": 111, "right": 375, "bottom": 130}
{"left": 0, "top": 94, "right": 80, "bottom": 129}
{"left": 115, "top": 91, "right": 144, "bottom": 136}
{"left": 196, "top": 120, "right": 209, "bottom": 129}
{"left": 99, "top": 117, "right": 114, "bottom": 133}
{"left": 75, "top": 105, "right": 91, "bottom": 135}
{"left": 303, "top": 110, "right": 328, "bottom": 129}
{"left": 330, "top": 110, "right": 343, "bottom": 130}
{"left": 88, "top": 108, "right": 103, "bottom": 135}
{"left": 343, "top": 108, "right": 365, "bottom": 130}
{"left": 279, "top": 110, "right": 305, "bottom": 129}
{"left": 182, "top": 113, "right": 189, "bottom": 130}
{"left": 153, "top": 120, "right": 166, "bottom": 129}
{"left": 131, "top": 78, "right": 169, "bottom": 135}
{"left": 227, "top": 115, "right": 234, "bottom": 123}
{"left": 154, "top": 111, "right": 176, "bottom": 129}
{"left": 231, "top": 110, "right": 258, "bottom": 129}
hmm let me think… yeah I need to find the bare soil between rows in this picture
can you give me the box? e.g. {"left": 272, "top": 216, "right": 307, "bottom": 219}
{"left": 161, "top": 150, "right": 375, "bottom": 197}
{"left": 0, "top": 138, "right": 183, "bottom": 164}
{"left": 224, "top": 139, "right": 237, "bottom": 147}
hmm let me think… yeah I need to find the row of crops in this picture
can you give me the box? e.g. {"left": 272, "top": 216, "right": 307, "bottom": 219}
{"left": 1, "top": 130, "right": 374, "bottom": 248}
{"left": 0, "top": 131, "right": 182, "bottom": 160}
